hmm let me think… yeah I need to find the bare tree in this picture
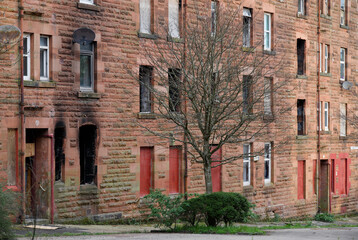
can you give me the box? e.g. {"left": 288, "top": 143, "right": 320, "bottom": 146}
{"left": 132, "top": 2, "right": 288, "bottom": 194}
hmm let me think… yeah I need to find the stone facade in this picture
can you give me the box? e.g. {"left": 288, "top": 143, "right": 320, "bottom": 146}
{"left": 0, "top": 0, "right": 357, "bottom": 221}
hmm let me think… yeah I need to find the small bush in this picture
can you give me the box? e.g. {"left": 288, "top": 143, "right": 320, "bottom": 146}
{"left": 181, "top": 192, "right": 253, "bottom": 227}
{"left": 143, "top": 189, "right": 185, "bottom": 229}
{"left": 0, "top": 184, "right": 19, "bottom": 240}
{"left": 314, "top": 213, "right": 335, "bottom": 223}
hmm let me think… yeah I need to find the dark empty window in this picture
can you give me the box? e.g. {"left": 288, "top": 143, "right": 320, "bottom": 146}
{"left": 55, "top": 127, "right": 66, "bottom": 181}
{"left": 243, "top": 75, "right": 253, "bottom": 114}
{"left": 80, "top": 125, "right": 97, "bottom": 185}
{"left": 297, "top": 39, "right": 306, "bottom": 75}
{"left": 297, "top": 99, "right": 306, "bottom": 135}
{"left": 140, "top": 66, "right": 153, "bottom": 113}
{"left": 169, "top": 68, "right": 181, "bottom": 112}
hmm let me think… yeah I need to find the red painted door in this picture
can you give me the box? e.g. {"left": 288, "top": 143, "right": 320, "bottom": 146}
{"left": 211, "top": 147, "right": 222, "bottom": 192}
{"left": 169, "top": 147, "right": 180, "bottom": 194}
{"left": 140, "top": 147, "right": 153, "bottom": 196}
{"left": 297, "top": 161, "right": 305, "bottom": 199}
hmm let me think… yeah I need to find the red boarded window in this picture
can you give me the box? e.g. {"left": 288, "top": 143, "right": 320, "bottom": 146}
{"left": 211, "top": 146, "right": 222, "bottom": 192}
{"left": 331, "top": 159, "right": 335, "bottom": 194}
{"left": 313, "top": 160, "right": 317, "bottom": 195}
{"left": 140, "top": 147, "right": 153, "bottom": 196}
{"left": 298, "top": 161, "right": 305, "bottom": 199}
{"left": 340, "top": 159, "right": 347, "bottom": 195}
{"left": 169, "top": 147, "right": 181, "bottom": 194}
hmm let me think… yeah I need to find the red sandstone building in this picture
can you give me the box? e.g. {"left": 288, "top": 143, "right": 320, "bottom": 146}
{"left": 0, "top": 0, "right": 357, "bottom": 222}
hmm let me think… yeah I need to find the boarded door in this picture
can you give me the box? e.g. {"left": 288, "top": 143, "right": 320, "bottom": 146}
{"left": 319, "top": 160, "right": 329, "bottom": 213}
{"left": 140, "top": 147, "right": 153, "bottom": 196}
{"left": 211, "top": 147, "right": 222, "bottom": 192}
{"left": 169, "top": 147, "right": 181, "bottom": 194}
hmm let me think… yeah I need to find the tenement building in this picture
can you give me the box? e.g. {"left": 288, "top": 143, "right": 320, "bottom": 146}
{"left": 0, "top": 0, "right": 357, "bottom": 222}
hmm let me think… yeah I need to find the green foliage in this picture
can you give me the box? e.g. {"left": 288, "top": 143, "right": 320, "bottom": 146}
{"left": 143, "top": 189, "right": 186, "bottom": 229}
{"left": 181, "top": 192, "right": 253, "bottom": 227}
{"left": 0, "top": 184, "right": 19, "bottom": 240}
{"left": 314, "top": 213, "right": 335, "bottom": 223}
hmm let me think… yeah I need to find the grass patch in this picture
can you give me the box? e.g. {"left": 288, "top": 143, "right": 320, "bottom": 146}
{"left": 170, "top": 225, "right": 265, "bottom": 235}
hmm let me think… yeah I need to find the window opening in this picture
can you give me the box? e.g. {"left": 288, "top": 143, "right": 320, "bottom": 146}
{"left": 243, "top": 8, "right": 252, "bottom": 47}
{"left": 80, "top": 125, "right": 97, "bottom": 184}
{"left": 140, "top": 66, "right": 153, "bottom": 113}
{"left": 297, "top": 39, "right": 306, "bottom": 75}
{"left": 243, "top": 144, "right": 251, "bottom": 186}
{"left": 169, "top": 68, "right": 181, "bottom": 112}
{"left": 55, "top": 127, "right": 66, "bottom": 181}
{"left": 297, "top": 99, "right": 306, "bottom": 135}
{"left": 80, "top": 43, "right": 94, "bottom": 91}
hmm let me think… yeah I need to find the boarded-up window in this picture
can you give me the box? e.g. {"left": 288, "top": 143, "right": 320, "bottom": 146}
{"left": 264, "top": 77, "right": 273, "bottom": 116}
{"left": 297, "top": 100, "right": 306, "bottom": 135}
{"left": 169, "top": 147, "right": 181, "bottom": 194}
{"left": 313, "top": 160, "right": 317, "bottom": 195}
{"left": 140, "top": 66, "right": 153, "bottom": 113}
{"left": 340, "top": 158, "right": 347, "bottom": 195}
{"left": 297, "top": 39, "right": 306, "bottom": 75}
{"left": 7, "top": 129, "right": 18, "bottom": 186}
{"left": 140, "top": 147, "right": 153, "bottom": 196}
{"left": 243, "top": 75, "right": 253, "bottom": 114}
{"left": 298, "top": 160, "right": 305, "bottom": 199}
{"left": 331, "top": 159, "right": 335, "bottom": 194}
{"left": 211, "top": 146, "right": 222, "bottom": 192}
{"left": 169, "top": 68, "right": 181, "bottom": 112}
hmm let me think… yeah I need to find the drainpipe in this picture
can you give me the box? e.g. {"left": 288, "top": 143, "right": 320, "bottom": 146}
{"left": 182, "top": 0, "right": 188, "bottom": 197}
{"left": 316, "top": 0, "right": 321, "bottom": 212}
{"left": 43, "top": 134, "right": 54, "bottom": 224}
{"left": 18, "top": 0, "right": 26, "bottom": 223}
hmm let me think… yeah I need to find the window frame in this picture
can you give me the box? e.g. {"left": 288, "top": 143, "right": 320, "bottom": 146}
{"left": 324, "top": 101, "right": 329, "bottom": 131}
{"left": 340, "top": 103, "right": 347, "bottom": 137}
{"left": 340, "top": 48, "right": 346, "bottom": 81}
{"left": 298, "top": 0, "right": 305, "bottom": 15}
{"left": 297, "top": 99, "right": 306, "bottom": 135}
{"left": 264, "top": 142, "right": 271, "bottom": 184}
{"left": 40, "top": 35, "right": 50, "bottom": 81}
{"left": 80, "top": 43, "right": 95, "bottom": 92}
{"left": 80, "top": 0, "right": 94, "bottom": 4}
{"left": 23, "top": 34, "right": 31, "bottom": 81}
{"left": 243, "top": 144, "right": 251, "bottom": 186}
{"left": 243, "top": 75, "right": 253, "bottom": 114}
{"left": 297, "top": 39, "right": 306, "bottom": 75}
{"left": 340, "top": 0, "right": 347, "bottom": 26}
{"left": 324, "top": 44, "right": 329, "bottom": 73}
{"left": 139, "top": 65, "right": 153, "bottom": 113}
{"left": 168, "top": 68, "right": 181, "bottom": 112}
{"left": 168, "top": 0, "right": 180, "bottom": 39}
{"left": 264, "top": 13, "right": 272, "bottom": 51}
{"left": 140, "top": 0, "right": 152, "bottom": 34}
{"left": 264, "top": 77, "right": 273, "bottom": 116}
{"left": 243, "top": 8, "right": 252, "bottom": 47}
{"left": 211, "top": 1, "right": 217, "bottom": 36}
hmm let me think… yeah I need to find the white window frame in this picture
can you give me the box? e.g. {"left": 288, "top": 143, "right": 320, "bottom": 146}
{"left": 40, "top": 36, "right": 49, "bottom": 81}
{"left": 340, "top": 48, "right": 346, "bottom": 81}
{"left": 264, "top": 13, "right": 271, "bottom": 51}
{"left": 298, "top": 0, "right": 305, "bottom": 15}
{"left": 80, "top": 0, "right": 94, "bottom": 4}
{"left": 264, "top": 77, "right": 272, "bottom": 115}
{"left": 140, "top": 0, "right": 151, "bottom": 34}
{"left": 168, "top": 0, "right": 180, "bottom": 39}
{"left": 340, "top": 103, "right": 347, "bottom": 137}
{"left": 319, "top": 101, "right": 322, "bottom": 131}
{"left": 324, "top": 44, "right": 329, "bottom": 73}
{"left": 264, "top": 142, "right": 271, "bottom": 184}
{"left": 23, "top": 34, "right": 31, "bottom": 81}
{"left": 80, "top": 43, "right": 94, "bottom": 92}
{"left": 211, "top": 1, "right": 217, "bottom": 36}
{"left": 324, "top": 102, "right": 329, "bottom": 131}
{"left": 243, "top": 144, "right": 251, "bottom": 186}
{"left": 340, "top": 0, "right": 346, "bottom": 25}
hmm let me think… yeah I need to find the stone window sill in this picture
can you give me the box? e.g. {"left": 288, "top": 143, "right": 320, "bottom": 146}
{"left": 339, "top": 136, "right": 348, "bottom": 140}
{"left": 243, "top": 185, "right": 253, "bottom": 191}
{"left": 320, "top": 14, "right": 332, "bottom": 20}
{"left": 263, "top": 50, "right": 276, "bottom": 56}
{"left": 263, "top": 114, "right": 274, "bottom": 121}
{"left": 296, "top": 75, "right": 307, "bottom": 79}
{"left": 320, "top": 72, "right": 331, "bottom": 77}
{"left": 23, "top": 80, "right": 56, "bottom": 88}
{"left": 77, "top": 2, "right": 100, "bottom": 12}
{"left": 242, "top": 47, "right": 255, "bottom": 52}
{"left": 137, "top": 112, "right": 156, "bottom": 119}
{"left": 340, "top": 25, "right": 349, "bottom": 30}
{"left": 296, "top": 135, "right": 308, "bottom": 140}
{"left": 296, "top": 13, "right": 307, "bottom": 19}
{"left": 167, "top": 36, "right": 183, "bottom": 43}
{"left": 138, "top": 32, "right": 158, "bottom": 40}
{"left": 79, "top": 184, "right": 99, "bottom": 193}
{"left": 78, "top": 92, "right": 101, "bottom": 99}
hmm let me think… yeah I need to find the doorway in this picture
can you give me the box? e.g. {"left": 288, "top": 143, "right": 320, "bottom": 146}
{"left": 319, "top": 160, "right": 330, "bottom": 213}
{"left": 25, "top": 129, "right": 50, "bottom": 219}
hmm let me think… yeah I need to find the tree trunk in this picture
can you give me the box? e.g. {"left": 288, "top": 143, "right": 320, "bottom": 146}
{"left": 204, "top": 157, "right": 213, "bottom": 194}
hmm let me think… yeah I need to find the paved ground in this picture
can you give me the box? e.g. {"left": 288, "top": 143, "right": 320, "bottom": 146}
{"left": 17, "top": 228, "right": 358, "bottom": 240}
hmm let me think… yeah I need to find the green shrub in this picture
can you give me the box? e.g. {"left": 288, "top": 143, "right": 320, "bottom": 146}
{"left": 314, "top": 213, "right": 335, "bottom": 223}
{"left": 143, "top": 189, "right": 185, "bottom": 229}
{"left": 181, "top": 192, "right": 252, "bottom": 227}
{"left": 0, "top": 184, "right": 19, "bottom": 240}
